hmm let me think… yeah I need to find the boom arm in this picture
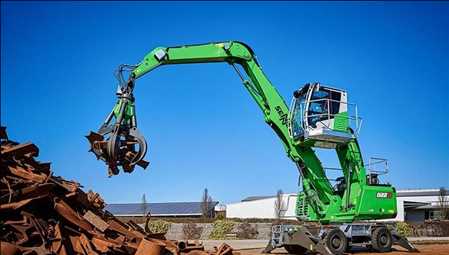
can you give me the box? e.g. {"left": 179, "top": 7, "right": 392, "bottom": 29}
{"left": 132, "top": 42, "right": 292, "bottom": 152}
{"left": 130, "top": 42, "right": 334, "bottom": 211}
{"left": 87, "top": 41, "right": 333, "bottom": 215}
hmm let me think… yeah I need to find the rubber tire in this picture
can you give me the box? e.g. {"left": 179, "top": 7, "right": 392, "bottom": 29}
{"left": 284, "top": 245, "right": 307, "bottom": 254}
{"left": 324, "top": 228, "right": 347, "bottom": 255}
{"left": 371, "top": 227, "right": 393, "bottom": 252}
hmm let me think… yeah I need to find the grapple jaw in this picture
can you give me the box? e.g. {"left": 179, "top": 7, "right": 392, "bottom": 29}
{"left": 87, "top": 76, "right": 149, "bottom": 176}
{"left": 86, "top": 127, "right": 149, "bottom": 176}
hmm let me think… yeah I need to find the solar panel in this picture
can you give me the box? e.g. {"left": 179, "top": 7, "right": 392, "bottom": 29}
{"left": 105, "top": 201, "right": 218, "bottom": 216}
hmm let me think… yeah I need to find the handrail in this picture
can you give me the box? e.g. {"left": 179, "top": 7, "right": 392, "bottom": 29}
{"left": 301, "top": 98, "right": 362, "bottom": 135}
{"left": 365, "top": 157, "right": 389, "bottom": 175}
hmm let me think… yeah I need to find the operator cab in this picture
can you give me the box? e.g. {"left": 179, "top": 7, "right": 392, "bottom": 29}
{"left": 289, "top": 83, "right": 361, "bottom": 148}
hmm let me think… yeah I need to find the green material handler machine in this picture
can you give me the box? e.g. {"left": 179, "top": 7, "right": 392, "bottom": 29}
{"left": 87, "top": 41, "right": 417, "bottom": 254}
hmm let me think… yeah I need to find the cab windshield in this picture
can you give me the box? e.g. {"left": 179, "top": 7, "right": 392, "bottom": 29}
{"left": 308, "top": 90, "right": 330, "bottom": 128}
{"left": 291, "top": 93, "right": 307, "bottom": 139}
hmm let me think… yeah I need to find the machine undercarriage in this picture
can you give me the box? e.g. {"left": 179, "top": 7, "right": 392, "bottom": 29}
{"left": 266, "top": 222, "right": 417, "bottom": 255}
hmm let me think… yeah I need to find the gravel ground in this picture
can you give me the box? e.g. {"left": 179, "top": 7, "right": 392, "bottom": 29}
{"left": 201, "top": 240, "right": 449, "bottom": 255}
{"left": 237, "top": 244, "right": 449, "bottom": 255}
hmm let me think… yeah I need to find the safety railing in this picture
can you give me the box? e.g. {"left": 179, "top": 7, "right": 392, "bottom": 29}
{"left": 303, "top": 98, "right": 363, "bottom": 136}
{"left": 365, "top": 157, "right": 389, "bottom": 175}
{"left": 323, "top": 160, "right": 389, "bottom": 176}
{"left": 322, "top": 167, "right": 345, "bottom": 185}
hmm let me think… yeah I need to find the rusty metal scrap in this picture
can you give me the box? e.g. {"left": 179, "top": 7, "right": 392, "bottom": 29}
{"left": 87, "top": 190, "right": 105, "bottom": 209}
{"left": 178, "top": 240, "right": 205, "bottom": 252}
{"left": 135, "top": 238, "right": 163, "bottom": 255}
{"left": 0, "top": 126, "right": 238, "bottom": 255}
{"left": 0, "top": 127, "right": 180, "bottom": 255}
{"left": 53, "top": 197, "right": 95, "bottom": 233}
{"left": 1, "top": 142, "right": 39, "bottom": 158}
{"left": 183, "top": 243, "right": 240, "bottom": 255}
{"left": 83, "top": 210, "right": 109, "bottom": 232}
{"left": 215, "top": 243, "right": 235, "bottom": 255}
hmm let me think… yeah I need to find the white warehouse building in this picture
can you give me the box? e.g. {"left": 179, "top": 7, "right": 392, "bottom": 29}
{"left": 226, "top": 189, "right": 448, "bottom": 223}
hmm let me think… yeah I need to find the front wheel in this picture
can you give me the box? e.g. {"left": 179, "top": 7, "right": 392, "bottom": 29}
{"left": 324, "top": 228, "right": 347, "bottom": 255}
{"left": 372, "top": 227, "right": 393, "bottom": 252}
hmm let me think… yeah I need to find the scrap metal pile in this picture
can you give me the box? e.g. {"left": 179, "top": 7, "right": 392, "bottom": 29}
{"left": 0, "top": 127, "right": 236, "bottom": 255}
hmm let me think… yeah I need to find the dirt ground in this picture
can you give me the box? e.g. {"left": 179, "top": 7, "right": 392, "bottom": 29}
{"left": 353, "top": 244, "right": 449, "bottom": 255}
{"left": 239, "top": 244, "right": 449, "bottom": 255}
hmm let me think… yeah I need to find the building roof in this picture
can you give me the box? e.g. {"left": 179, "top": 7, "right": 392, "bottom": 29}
{"left": 397, "top": 189, "right": 443, "bottom": 197}
{"left": 241, "top": 196, "right": 275, "bottom": 202}
{"left": 105, "top": 201, "right": 218, "bottom": 216}
{"left": 403, "top": 201, "right": 430, "bottom": 209}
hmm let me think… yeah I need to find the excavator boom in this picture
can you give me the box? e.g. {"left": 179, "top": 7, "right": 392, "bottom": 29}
{"left": 87, "top": 41, "right": 396, "bottom": 224}
{"left": 86, "top": 41, "right": 420, "bottom": 254}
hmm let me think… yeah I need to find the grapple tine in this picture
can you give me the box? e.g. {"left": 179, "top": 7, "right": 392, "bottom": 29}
{"left": 86, "top": 131, "right": 107, "bottom": 160}
{"left": 137, "top": 159, "right": 150, "bottom": 169}
{"left": 85, "top": 131, "right": 104, "bottom": 143}
{"left": 87, "top": 127, "right": 148, "bottom": 176}
{"left": 87, "top": 70, "right": 148, "bottom": 176}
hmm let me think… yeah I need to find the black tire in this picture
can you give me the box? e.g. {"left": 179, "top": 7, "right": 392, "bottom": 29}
{"left": 371, "top": 227, "right": 393, "bottom": 252}
{"left": 284, "top": 244, "right": 307, "bottom": 254}
{"left": 324, "top": 228, "right": 347, "bottom": 255}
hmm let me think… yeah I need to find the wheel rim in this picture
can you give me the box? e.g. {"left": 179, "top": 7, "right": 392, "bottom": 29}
{"left": 331, "top": 235, "right": 342, "bottom": 249}
{"left": 380, "top": 234, "right": 387, "bottom": 245}
{"left": 379, "top": 233, "right": 390, "bottom": 247}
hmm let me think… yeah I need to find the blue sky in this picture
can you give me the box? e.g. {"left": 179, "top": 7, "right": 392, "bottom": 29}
{"left": 1, "top": 2, "right": 448, "bottom": 204}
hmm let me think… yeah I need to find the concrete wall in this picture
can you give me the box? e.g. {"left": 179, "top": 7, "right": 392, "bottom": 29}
{"left": 163, "top": 223, "right": 273, "bottom": 240}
